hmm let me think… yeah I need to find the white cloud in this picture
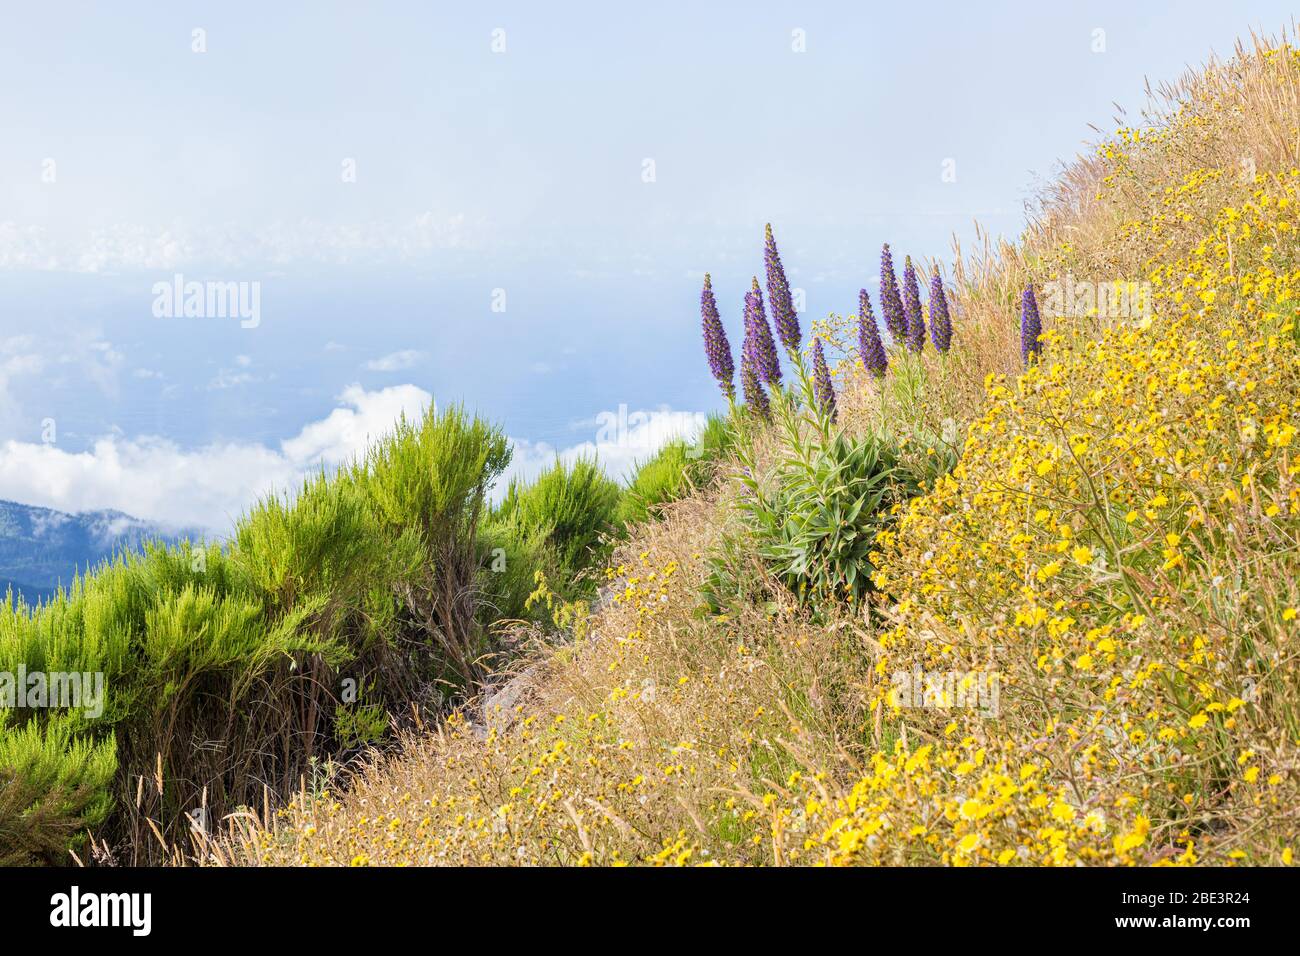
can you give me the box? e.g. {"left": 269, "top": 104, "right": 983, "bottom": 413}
{"left": 0, "top": 336, "right": 49, "bottom": 431}
{"left": 0, "top": 223, "right": 58, "bottom": 271}
{"left": 0, "top": 384, "right": 431, "bottom": 533}
{"left": 1, "top": 330, "right": 124, "bottom": 420}
{"left": 207, "top": 369, "right": 255, "bottom": 390}
{"left": 206, "top": 355, "right": 259, "bottom": 390}
{"left": 0, "top": 388, "right": 704, "bottom": 535}
{"left": 497, "top": 405, "right": 707, "bottom": 494}
{"left": 280, "top": 384, "right": 429, "bottom": 468}
{"left": 363, "top": 349, "right": 425, "bottom": 372}
{"left": 0, "top": 212, "right": 482, "bottom": 274}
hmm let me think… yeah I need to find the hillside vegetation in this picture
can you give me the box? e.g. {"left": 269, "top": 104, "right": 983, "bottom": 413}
{"left": 0, "top": 402, "right": 724, "bottom": 864}
{"left": 233, "top": 34, "right": 1300, "bottom": 867}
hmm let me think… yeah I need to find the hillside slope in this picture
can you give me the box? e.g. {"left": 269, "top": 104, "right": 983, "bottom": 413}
{"left": 237, "top": 35, "right": 1300, "bottom": 867}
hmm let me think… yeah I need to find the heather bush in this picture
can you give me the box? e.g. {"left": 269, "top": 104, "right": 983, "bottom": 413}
{"left": 489, "top": 457, "right": 622, "bottom": 598}
{"left": 0, "top": 403, "right": 513, "bottom": 863}
{"left": 616, "top": 414, "right": 732, "bottom": 527}
{"left": 0, "top": 713, "right": 116, "bottom": 865}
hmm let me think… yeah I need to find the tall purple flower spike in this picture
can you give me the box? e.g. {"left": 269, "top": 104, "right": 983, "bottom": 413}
{"left": 764, "top": 223, "right": 800, "bottom": 351}
{"left": 740, "top": 348, "right": 770, "bottom": 420}
{"left": 744, "top": 277, "right": 782, "bottom": 385}
{"left": 902, "top": 255, "right": 926, "bottom": 353}
{"left": 700, "top": 273, "right": 734, "bottom": 398}
{"left": 1021, "top": 284, "right": 1043, "bottom": 366}
{"left": 929, "top": 273, "right": 952, "bottom": 353}
{"left": 879, "top": 243, "right": 907, "bottom": 343}
{"left": 811, "top": 337, "right": 837, "bottom": 423}
{"left": 857, "top": 288, "right": 888, "bottom": 378}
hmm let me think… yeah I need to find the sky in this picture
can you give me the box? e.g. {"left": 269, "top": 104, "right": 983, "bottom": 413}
{"left": 0, "top": 1, "right": 1295, "bottom": 532}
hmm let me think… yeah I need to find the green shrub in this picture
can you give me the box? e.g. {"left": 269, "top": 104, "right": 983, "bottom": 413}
{"left": 484, "top": 417, "right": 739, "bottom": 624}
{"left": 477, "top": 516, "right": 558, "bottom": 624}
{"left": 492, "top": 457, "right": 621, "bottom": 591}
{"left": 2, "top": 396, "right": 733, "bottom": 862}
{"left": 0, "top": 712, "right": 116, "bottom": 865}
{"left": 0, "top": 403, "right": 512, "bottom": 863}
{"left": 746, "top": 428, "right": 916, "bottom": 607}
{"left": 617, "top": 441, "right": 691, "bottom": 526}
{"left": 616, "top": 413, "right": 733, "bottom": 527}
{"left": 703, "top": 351, "right": 919, "bottom": 614}
{"left": 346, "top": 405, "right": 511, "bottom": 685}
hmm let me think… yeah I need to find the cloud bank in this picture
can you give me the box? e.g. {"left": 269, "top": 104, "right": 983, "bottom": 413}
{"left": 363, "top": 349, "right": 426, "bottom": 372}
{"left": 0, "top": 385, "right": 431, "bottom": 532}
{"left": 0, "top": 214, "right": 482, "bottom": 274}
{"left": 0, "top": 388, "right": 706, "bottom": 535}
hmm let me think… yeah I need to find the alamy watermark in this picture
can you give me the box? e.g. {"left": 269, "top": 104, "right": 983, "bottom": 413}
{"left": 1042, "top": 274, "right": 1151, "bottom": 323}
{"left": 594, "top": 404, "right": 710, "bottom": 458}
{"left": 50, "top": 886, "right": 150, "bottom": 936}
{"left": 0, "top": 667, "right": 104, "bottom": 718}
{"left": 889, "top": 667, "right": 1000, "bottom": 718}
{"left": 152, "top": 274, "right": 261, "bottom": 328}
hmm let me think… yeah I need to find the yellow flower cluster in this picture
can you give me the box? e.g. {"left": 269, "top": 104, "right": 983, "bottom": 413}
{"left": 862, "top": 172, "right": 1300, "bottom": 865}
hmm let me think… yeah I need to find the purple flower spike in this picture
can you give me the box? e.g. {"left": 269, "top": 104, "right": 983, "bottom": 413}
{"left": 1021, "top": 284, "right": 1043, "bottom": 366}
{"left": 857, "top": 288, "right": 888, "bottom": 378}
{"left": 929, "top": 273, "right": 952, "bottom": 353}
{"left": 741, "top": 349, "right": 770, "bottom": 421}
{"left": 700, "top": 273, "right": 735, "bottom": 398}
{"left": 811, "top": 337, "right": 837, "bottom": 423}
{"left": 743, "top": 277, "right": 782, "bottom": 385}
{"left": 764, "top": 223, "right": 800, "bottom": 351}
{"left": 879, "top": 244, "right": 907, "bottom": 343}
{"left": 902, "top": 256, "right": 926, "bottom": 353}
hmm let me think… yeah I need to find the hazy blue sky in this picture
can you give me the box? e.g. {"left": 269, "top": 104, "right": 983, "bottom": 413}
{"left": 0, "top": 1, "right": 1294, "bottom": 531}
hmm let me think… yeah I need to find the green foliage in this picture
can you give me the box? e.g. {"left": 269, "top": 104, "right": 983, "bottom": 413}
{"left": 0, "top": 402, "right": 513, "bottom": 863}
{"left": 0, "top": 391, "right": 742, "bottom": 862}
{"left": 477, "top": 517, "right": 557, "bottom": 623}
{"left": 351, "top": 406, "right": 510, "bottom": 552}
{"left": 0, "top": 712, "right": 116, "bottom": 865}
{"left": 747, "top": 428, "right": 915, "bottom": 607}
{"left": 334, "top": 694, "right": 389, "bottom": 752}
{"left": 618, "top": 441, "right": 690, "bottom": 527}
{"left": 345, "top": 405, "right": 511, "bottom": 686}
{"left": 704, "top": 349, "right": 920, "bottom": 614}
{"left": 233, "top": 473, "right": 419, "bottom": 650}
{"left": 493, "top": 457, "right": 621, "bottom": 588}
{"left": 524, "top": 569, "right": 593, "bottom": 642}
{"left": 616, "top": 413, "right": 733, "bottom": 526}
{"left": 873, "top": 349, "right": 962, "bottom": 486}
{"left": 482, "top": 415, "right": 739, "bottom": 626}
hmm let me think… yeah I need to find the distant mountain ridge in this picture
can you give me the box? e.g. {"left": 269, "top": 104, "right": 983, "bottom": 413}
{"left": 0, "top": 499, "right": 204, "bottom": 604}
